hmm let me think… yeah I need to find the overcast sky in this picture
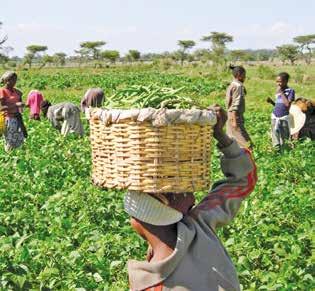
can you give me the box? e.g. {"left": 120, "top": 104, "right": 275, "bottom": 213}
{"left": 1, "top": 0, "right": 314, "bottom": 57}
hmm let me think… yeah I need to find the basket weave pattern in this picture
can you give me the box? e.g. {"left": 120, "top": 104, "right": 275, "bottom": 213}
{"left": 90, "top": 118, "right": 213, "bottom": 193}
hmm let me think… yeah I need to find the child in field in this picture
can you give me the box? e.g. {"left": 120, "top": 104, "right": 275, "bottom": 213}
{"left": 267, "top": 72, "right": 295, "bottom": 149}
{"left": 41, "top": 100, "right": 84, "bottom": 137}
{"left": 26, "top": 90, "right": 44, "bottom": 120}
{"left": 226, "top": 65, "right": 253, "bottom": 149}
{"left": 124, "top": 106, "right": 257, "bottom": 291}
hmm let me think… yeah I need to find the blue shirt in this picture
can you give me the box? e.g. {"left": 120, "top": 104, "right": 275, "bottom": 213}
{"left": 273, "top": 87, "right": 295, "bottom": 117}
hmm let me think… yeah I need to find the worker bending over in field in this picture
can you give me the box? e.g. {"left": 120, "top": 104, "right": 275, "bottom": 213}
{"left": 226, "top": 65, "right": 254, "bottom": 150}
{"left": 41, "top": 101, "right": 84, "bottom": 137}
{"left": 124, "top": 106, "right": 257, "bottom": 291}
{"left": 81, "top": 88, "right": 104, "bottom": 116}
{"left": 267, "top": 72, "right": 295, "bottom": 150}
{"left": 0, "top": 71, "right": 27, "bottom": 151}
{"left": 26, "top": 90, "right": 44, "bottom": 120}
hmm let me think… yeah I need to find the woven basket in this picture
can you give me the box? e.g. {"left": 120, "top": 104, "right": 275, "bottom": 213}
{"left": 89, "top": 108, "right": 216, "bottom": 193}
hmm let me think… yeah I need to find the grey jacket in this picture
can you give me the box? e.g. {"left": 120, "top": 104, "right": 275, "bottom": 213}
{"left": 128, "top": 141, "right": 257, "bottom": 291}
{"left": 47, "top": 102, "right": 84, "bottom": 136}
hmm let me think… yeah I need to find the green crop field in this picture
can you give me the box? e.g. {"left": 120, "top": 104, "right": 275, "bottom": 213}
{"left": 0, "top": 64, "right": 314, "bottom": 290}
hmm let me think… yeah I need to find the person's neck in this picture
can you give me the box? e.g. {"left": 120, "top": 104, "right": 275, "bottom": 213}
{"left": 234, "top": 78, "right": 243, "bottom": 84}
{"left": 144, "top": 224, "right": 177, "bottom": 262}
{"left": 5, "top": 85, "right": 14, "bottom": 91}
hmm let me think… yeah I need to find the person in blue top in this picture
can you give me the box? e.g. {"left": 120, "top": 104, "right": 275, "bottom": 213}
{"left": 267, "top": 72, "right": 295, "bottom": 150}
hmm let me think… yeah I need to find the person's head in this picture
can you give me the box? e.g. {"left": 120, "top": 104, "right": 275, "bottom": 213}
{"left": 0, "top": 71, "right": 17, "bottom": 89}
{"left": 276, "top": 72, "right": 290, "bottom": 89}
{"left": 230, "top": 65, "right": 246, "bottom": 82}
{"left": 40, "top": 100, "right": 52, "bottom": 117}
{"left": 125, "top": 192, "right": 195, "bottom": 240}
{"left": 81, "top": 88, "right": 105, "bottom": 112}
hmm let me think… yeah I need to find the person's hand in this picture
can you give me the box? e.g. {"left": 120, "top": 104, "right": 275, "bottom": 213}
{"left": 208, "top": 104, "right": 227, "bottom": 136}
{"left": 276, "top": 86, "right": 283, "bottom": 94}
{"left": 0, "top": 105, "right": 8, "bottom": 111}
{"left": 208, "top": 105, "right": 232, "bottom": 148}
{"left": 16, "top": 102, "right": 23, "bottom": 107}
{"left": 266, "top": 97, "right": 273, "bottom": 104}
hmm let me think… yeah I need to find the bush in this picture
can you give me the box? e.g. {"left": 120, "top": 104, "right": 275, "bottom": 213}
{"left": 257, "top": 65, "right": 276, "bottom": 80}
{"left": 294, "top": 66, "right": 304, "bottom": 83}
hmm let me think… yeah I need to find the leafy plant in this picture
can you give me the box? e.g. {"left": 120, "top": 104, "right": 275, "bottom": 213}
{"left": 0, "top": 65, "right": 314, "bottom": 290}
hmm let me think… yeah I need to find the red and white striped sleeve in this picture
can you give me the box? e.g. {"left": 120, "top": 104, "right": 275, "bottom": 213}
{"left": 192, "top": 140, "right": 257, "bottom": 230}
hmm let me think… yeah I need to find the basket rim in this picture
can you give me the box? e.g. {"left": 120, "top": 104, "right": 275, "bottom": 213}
{"left": 88, "top": 107, "right": 217, "bottom": 126}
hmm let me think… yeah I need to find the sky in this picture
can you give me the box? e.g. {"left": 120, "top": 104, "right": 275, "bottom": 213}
{"left": 1, "top": 0, "right": 314, "bottom": 57}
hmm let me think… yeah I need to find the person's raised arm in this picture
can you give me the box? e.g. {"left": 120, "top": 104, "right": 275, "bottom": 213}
{"left": 191, "top": 106, "right": 257, "bottom": 230}
{"left": 277, "top": 86, "right": 295, "bottom": 108}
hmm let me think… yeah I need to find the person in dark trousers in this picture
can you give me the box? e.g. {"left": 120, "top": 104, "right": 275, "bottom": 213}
{"left": 226, "top": 65, "right": 253, "bottom": 150}
{"left": 124, "top": 106, "right": 257, "bottom": 291}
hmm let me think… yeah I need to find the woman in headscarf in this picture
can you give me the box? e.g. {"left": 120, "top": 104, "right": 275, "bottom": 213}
{"left": 26, "top": 90, "right": 44, "bottom": 120}
{"left": 41, "top": 100, "right": 84, "bottom": 137}
{"left": 81, "top": 88, "right": 104, "bottom": 117}
{"left": 0, "top": 71, "right": 27, "bottom": 151}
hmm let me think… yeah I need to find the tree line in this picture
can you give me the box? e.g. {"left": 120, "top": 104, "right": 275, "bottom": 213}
{"left": 0, "top": 22, "right": 314, "bottom": 68}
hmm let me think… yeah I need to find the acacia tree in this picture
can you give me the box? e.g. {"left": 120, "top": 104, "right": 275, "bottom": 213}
{"left": 177, "top": 40, "right": 195, "bottom": 66}
{"left": 39, "top": 55, "right": 54, "bottom": 68}
{"left": 101, "top": 50, "right": 120, "bottom": 64}
{"left": 23, "top": 45, "right": 48, "bottom": 68}
{"left": 193, "top": 49, "right": 211, "bottom": 63}
{"left": 53, "top": 52, "right": 67, "bottom": 66}
{"left": 293, "top": 34, "right": 315, "bottom": 64}
{"left": 126, "top": 50, "right": 141, "bottom": 63}
{"left": 0, "top": 46, "right": 13, "bottom": 68}
{"left": 74, "top": 48, "right": 90, "bottom": 66}
{"left": 0, "top": 21, "right": 8, "bottom": 46}
{"left": 0, "top": 21, "right": 9, "bottom": 67}
{"left": 276, "top": 44, "right": 299, "bottom": 65}
{"left": 201, "top": 32, "right": 233, "bottom": 65}
{"left": 79, "top": 41, "right": 106, "bottom": 60}
{"left": 229, "top": 50, "right": 253, "bottom": 62}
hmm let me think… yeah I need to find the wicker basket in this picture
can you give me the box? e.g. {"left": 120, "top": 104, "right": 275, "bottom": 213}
{"left": 89, "top": 108, "right": 216, "bottom": 193}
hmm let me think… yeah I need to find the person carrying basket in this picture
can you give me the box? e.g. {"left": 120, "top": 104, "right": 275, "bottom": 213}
{"left": 124, "top": 106, "right": 257, "bottom": 291}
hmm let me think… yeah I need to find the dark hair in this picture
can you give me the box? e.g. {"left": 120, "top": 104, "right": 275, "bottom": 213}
{"left": 278, "top": 72, "right": 290, "bottom": 82}
{"left": 0, "top": 71, "right": 17, "bottom": 84}
{"left": 229, "top": 65, "right": 246, "bottom": 77}
{"left": 40, "top": 100, "right": 52, "bottom": 117}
